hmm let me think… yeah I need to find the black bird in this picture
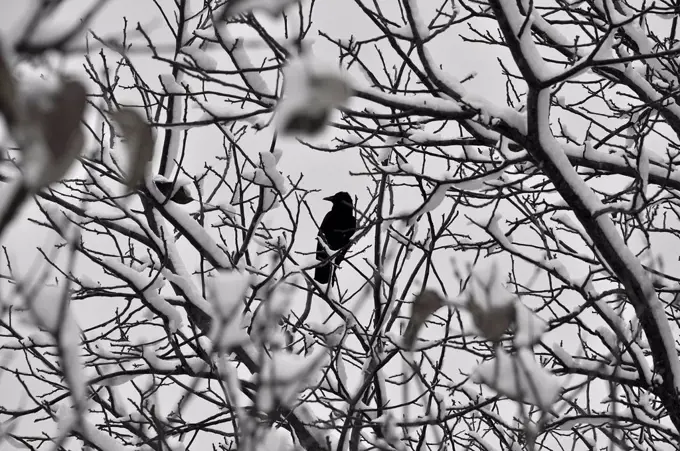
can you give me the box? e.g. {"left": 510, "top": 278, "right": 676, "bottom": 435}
{"left": 314, "top": 192, "right": 356, "bottom": 284}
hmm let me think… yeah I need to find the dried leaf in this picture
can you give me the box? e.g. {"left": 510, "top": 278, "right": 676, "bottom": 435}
{"left": 403, "top": 290, "right": 444, "bottom": 349}
{"left": 467, "top": 297, "right": 515, "bottom": 343}
{"left": 154, "top": 179, "right": 193, "bottom": 204}
{"left": 111, "top": 108, "right": 154, "bottom": 191}
{"left": 281, "top": 109, "right": 330, "bottom": 136}
{"left": 35, "top": 79, "right": 87, "bottom": 162}
{"left": 0, "top": 43, "right": 16, "bottom": 126}
{"left": 171, "top": 187, "right": 193, "bottom": 204}
{"left": 457, "top": 260, "right": 517, "bottom": 343}
{"left": 22, "top": 77, "right": 87, "bottom": 188}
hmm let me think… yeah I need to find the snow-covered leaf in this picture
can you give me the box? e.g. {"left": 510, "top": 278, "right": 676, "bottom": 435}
{"left": 275, "top": 54, "right": 353, "bottom": 136}
{"left": 471, "top": 348, "right": 560, "bottom": 410}
{"left": 207, "top": 270, "right": 251, "bottom": 349}
{"left": 514, "top": 303, "right": 547, "bottom": 347}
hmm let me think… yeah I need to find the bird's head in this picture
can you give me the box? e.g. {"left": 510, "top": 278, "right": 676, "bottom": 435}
{"left": 324, "top": 191, "right": 353, "bottom": 208}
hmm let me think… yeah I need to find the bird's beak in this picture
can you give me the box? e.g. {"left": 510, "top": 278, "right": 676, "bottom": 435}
{"left": 324, "top": 196, "right": 334, "bottom": 202}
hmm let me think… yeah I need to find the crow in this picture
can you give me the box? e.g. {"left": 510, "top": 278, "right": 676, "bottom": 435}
{"left": 314, "top": 192, "right": 356, "bottom": 284}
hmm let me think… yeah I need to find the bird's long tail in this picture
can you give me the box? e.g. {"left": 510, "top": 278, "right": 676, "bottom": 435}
{"left": 314, "top": 264, "right": 331, "bottom": 284}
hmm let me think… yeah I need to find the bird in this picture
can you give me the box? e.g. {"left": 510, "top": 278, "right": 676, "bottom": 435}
{"left": 314, "top": 192, "right": 356, "bottom": 284}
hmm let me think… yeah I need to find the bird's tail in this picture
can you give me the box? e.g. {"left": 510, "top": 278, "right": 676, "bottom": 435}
{"left": 314, "top": 264, "right": 331, "bottom": 284}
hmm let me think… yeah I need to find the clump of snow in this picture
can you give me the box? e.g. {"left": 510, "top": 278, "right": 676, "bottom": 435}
{"left": 244, "top": 150, "right": 287, "bottom": 212}
{"left": 376, "top": 147, "right": 393, "bottom": 163}
{"left": 104, "top": 259, "right": 182, "bottom": 332}
{"left": 93, "top": 361, "right": 142, "bottom": 387}
{"left": 249, "top": 290, "right": 293, "bottom": 345}
{"left": 407, "top": 129, "right": 439, "bottom": 143}
{"left": 159, "top": 74, "right": 183, "bottom": 94}
{"left": 181, "top": 46, "right": 217, "bottom": 71}
{"left": 196, "top": 100, "right": 260, "bottom": 125}
{"left": 542, "top": 255, "right": 570, "bottom": 280}
{"left": 393, "top": 184, "right": 449, "bottom": 227}
{"left": 446, "top": 258, "right": 547, "bottom": 346}
{"left": 487, "top": 214, "right": 516, "bottom": 252}
{"left": 552, "top": 343, "right": 575, "bottom": 367}
{"left": 404, "top": 0, "right": 430, "bottom": 38}
{"left": 194, "top": 27, "right": 216, "bottom": 40}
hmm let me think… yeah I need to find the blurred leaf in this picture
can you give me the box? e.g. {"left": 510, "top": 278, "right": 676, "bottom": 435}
{"left": 467, "top": 296, "right": 515, "bottom": 343}
{"left": 403, "top": 290, "right": 444, "bottom": 350}
{"left": 307, "top": 73, "right": 354, "bottom": 106}
{"left": 0, "top": 181, "right": 31, "bottom": 239}
{"left": 0, "top": 43, "right": 16, "bottom": 126}
{"left": 33, "top": 79, "right": 87, "bottom": 163}
{"left": 221, "top": 0, "right": 301, "bottom": 18}
{"left": 111, "top": 108, "right": 154, "bottom": 191}
{"left": 276, "top": 54, "right": 353, "bottom": 137}
{"left": 22, "top": 77, "right": 87, "bottom": 188}
{"left": 281, "top": 109, "right": 330, "bottom": 136}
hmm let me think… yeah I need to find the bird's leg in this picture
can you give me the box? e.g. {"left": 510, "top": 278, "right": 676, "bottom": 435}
{"left": 330, "top": 264, "right": 337, "bottom": 289}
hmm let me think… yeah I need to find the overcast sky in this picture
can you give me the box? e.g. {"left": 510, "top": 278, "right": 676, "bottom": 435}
{"left": 3, "top": 2, "right": 676, "bottom": 450}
